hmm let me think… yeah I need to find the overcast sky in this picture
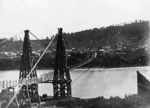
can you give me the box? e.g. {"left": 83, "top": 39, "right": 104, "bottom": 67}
{"left": 0, "top": 0, "right": 150, "bottom": 39}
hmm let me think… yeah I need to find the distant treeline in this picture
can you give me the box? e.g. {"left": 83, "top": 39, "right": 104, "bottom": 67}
{"left": 0, "top": 49, "right": 147, "bottom": 70}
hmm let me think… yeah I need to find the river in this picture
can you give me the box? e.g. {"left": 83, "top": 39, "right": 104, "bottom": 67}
{"left": 0, "top": 66, "right": 150, "bottom": 99}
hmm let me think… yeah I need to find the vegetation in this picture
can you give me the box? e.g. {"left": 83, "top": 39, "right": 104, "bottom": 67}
{"left": 64, "top": 20, "right": 149, "bottom": 50}
{"left": 40, "top": 94, "right": 150, "bottom": 108}
{"left": 0, "top": 20, "right": 149, "bottom": 51}
{"left": 0, "top": 20, "right": 149, "bottom": 70}
{"left": 0, "top": 92, "right": 146, "bottom": 108}
{"left": 0, "top": 48, "right": 147, "bottom": 70}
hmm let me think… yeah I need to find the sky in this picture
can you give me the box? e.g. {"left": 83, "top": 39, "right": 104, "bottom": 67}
{"left": 0, "top": 0, "right": 150, "bottom": 39}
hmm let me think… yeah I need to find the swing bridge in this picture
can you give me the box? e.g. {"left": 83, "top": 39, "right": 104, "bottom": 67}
{"left": 0, "top": 28, "right": 97, "bottom": 108}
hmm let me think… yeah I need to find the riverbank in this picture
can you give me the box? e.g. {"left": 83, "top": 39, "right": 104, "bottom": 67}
{"left": 0, "top": 93, "right": 149, "bottom": 108}
{"left": 0, "top": 47, "right": 148, "bottom": 70}
{"left": 39, "top": 94, "right": 149, "bottom": 108}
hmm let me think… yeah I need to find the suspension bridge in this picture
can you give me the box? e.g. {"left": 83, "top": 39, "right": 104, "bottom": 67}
{"left": 0, "top": 28, "right": 97, "bottom": 108}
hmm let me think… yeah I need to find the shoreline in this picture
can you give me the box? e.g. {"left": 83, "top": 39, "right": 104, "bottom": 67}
{"left": 0, "top": 65, "right": 149, "bottom": 71}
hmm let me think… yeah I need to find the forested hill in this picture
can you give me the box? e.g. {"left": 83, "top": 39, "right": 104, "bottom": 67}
{"left": 0, "top": 39, "right": 49, "bottom": 52}
{"left": 0, "top": 20, "right": 149, "bottom": 52}
{"left": 64, "top": 20, "right": 149, "bottom": 50}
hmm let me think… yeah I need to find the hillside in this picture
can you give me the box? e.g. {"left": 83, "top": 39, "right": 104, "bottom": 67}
{"left": 64, "top": 20, "right": 149, "bottom": 50}
{"left": 0, "top": 39, "right": 49, "bottom": 52}
{"left": 0, "top": 20, "right": 149, "bottom": 52}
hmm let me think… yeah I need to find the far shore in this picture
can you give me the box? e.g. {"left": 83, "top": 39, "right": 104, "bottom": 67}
{"left": 0, "top": 65, "right": 149, "bottom": 71}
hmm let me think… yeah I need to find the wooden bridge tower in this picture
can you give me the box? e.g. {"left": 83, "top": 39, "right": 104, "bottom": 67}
{"left": 19, "top": 30, "right": 40, "bottom": 107}
{"left": 53, "top": 28, "right": 72, "bottom": 99}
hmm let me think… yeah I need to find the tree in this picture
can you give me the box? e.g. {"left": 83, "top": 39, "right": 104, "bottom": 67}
{"left": 9, "top": 37, "right": 14, "bottom": 41}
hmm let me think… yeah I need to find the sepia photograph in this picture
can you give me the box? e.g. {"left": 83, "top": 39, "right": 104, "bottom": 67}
{"left": 0, "top": 0, "right": 150, "bottom": 108}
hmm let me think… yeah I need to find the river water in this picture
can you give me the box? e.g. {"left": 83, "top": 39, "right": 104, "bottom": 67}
{"left": 0, "top": 66, "right": 150, "bottom": 99}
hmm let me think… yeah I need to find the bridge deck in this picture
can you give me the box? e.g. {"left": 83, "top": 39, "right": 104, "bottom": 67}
{"left": 0, "top": 78, "right": 53, "bottom": 90}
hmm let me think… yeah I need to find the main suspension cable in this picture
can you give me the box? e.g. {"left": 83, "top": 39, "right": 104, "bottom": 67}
{"left": 70, "top": 52, "right": 97, "bottom": 71}
{"left": 0, "top": 31, "right": 23, "bottom": 45}
{"left": 63, "top": 35, "right": 71, "bottom": 50}
{"left": 29, "top": 31, "right": 55, "bottom": 53}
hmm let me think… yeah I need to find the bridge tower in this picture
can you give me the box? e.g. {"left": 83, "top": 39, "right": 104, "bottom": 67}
{"left": 19, "top": 30, "right": 40, "bottom": 107}
{"left": 53, "top": 28, "right": 72, "bottom": 99}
